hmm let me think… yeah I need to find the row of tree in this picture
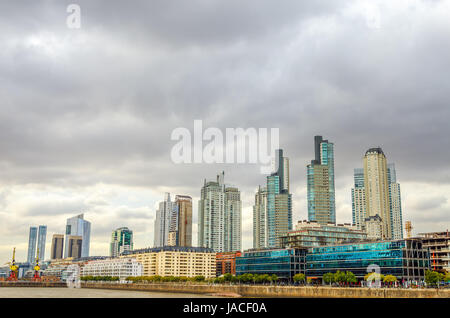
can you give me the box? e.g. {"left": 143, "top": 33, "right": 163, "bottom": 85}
{"left": 82, "top": 270, "right": 449, "bottom": 287}
{"left": 213, "top": 273, "right": 279, "bottom": 284}
{"left": 125, "top": 275, "right": 207, "bottom": 283}
{"left": 80, "top": 276, "right": 120, "bottom": 281}
{"left": 425, "top": 270, "right": 450, "bottom": 286}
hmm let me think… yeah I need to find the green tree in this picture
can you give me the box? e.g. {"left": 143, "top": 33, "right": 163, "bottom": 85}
{"left": 334, "top": 271, "right": 347, "bottom": 285}
{"left": 223, "top": 273, "right": 233, "bottom": 282}
{"left": 425, "top": 270, "right": 442, "bottom": 287}
{"left": 293, "top": 273, "right": 306, "bottom": 284}
{"left": 345, "top": 271, "right": 357, "bottom": 284}
{"left": 323, "top": 273, "right": 334, "bottom": 285}
{"left": 383, "top": 275, "right": 397, "bottom": 284}
{"left": 270, "top": 274, "right": 279, "bottom": 284}
{"left": 193, "top": 275, "right": 205, "bottom": 282}
{"left": 444, "top": 272, "right": 450, "bottom": 282}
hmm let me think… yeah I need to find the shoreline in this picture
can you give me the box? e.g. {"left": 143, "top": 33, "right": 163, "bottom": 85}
{"left": 1, "top": 282, "right": 448, "bottom": 298}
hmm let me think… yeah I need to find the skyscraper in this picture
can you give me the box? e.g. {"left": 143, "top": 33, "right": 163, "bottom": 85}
{"left": 168, "top": 195, "right": 193, "bottom": 247}
{"left": 265, "top": 149, "right": 292, "bottom": 248}
{"left": 307, "top": 136, "right": 336, "bottom": 225}
{"left": 224, "top": 187, "right": 241, "bottom": 252}
{"left": 388, "top": 163, "right": 403, "bottom": 239}
{"left": 27, "top": 227, "right": 37, "bottom": 263}
{"left": 66, "top": 235, "right": 83, "bottom": 258}
{"left": 154, "top": 193, "right": 174, "bottom": 247}
{"left": 51, "top": 234, "right": 64, "bottom": 260}
{"left": 351, "top": 168, "right": 367, "bottom": 230}
{"left": 64, "top": 214, "right": 91, "bottom": 258}
{"left": 37, "top": 225, "right": 47, "bottom": 260}
{"left": 110, "top": 227, "right": 134, "bottom": 257}
{"left": 198, "top": 172, "right": 242, "bottom": 252}
{"left": 253, "top": 186, "right": 267, "bottom": 249}
{"left": 352, "top": 150, "right": 403, "bottom": 240}
{"left": 363, "top": 147, "right": 391, "bottom": 239}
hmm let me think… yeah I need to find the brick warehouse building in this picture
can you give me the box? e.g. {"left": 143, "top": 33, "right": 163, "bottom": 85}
{"left": 216, "top": 251, "right": 241, "bottom": 276}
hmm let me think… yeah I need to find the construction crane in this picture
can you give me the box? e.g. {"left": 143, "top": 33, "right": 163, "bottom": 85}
{"left": 6, "top": 247, "right": 18, "bottom": 281}
{"left": 32, "top": 248, "right": 41, "bottom": 281}
{"left": 405, "top": 221, "right": 412, "bottom": 238}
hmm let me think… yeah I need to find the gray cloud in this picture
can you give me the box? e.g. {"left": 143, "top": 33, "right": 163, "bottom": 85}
{"left": 0, "top": 0, "right": 449, "bottom": 261}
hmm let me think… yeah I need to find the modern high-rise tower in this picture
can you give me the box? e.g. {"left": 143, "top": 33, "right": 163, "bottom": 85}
{"left": 363, "top": 148, "right": 391, "bottom": 239}
{"left": 351, "top": 168, "right": 367, "bottom": 230}
{"left": 37, "top": 225, "right": 47, "bottom": 260}
{"left": 64, "top": 214, "right": 91, "bottom": 258}
{"left": 264, "top": 149, "right": 292, "bottom": 248}
{"left": 27, "top": 227, "right": 38, "bottom": 263}
{"left": 110, "top": 227, "right": 133, "bottom": 257}
{"left": 253, "top": 186, "right": 268, "bottom": 249}
{"left": 307, "top": 136, "right": 336, "bottom": 224}
{"left": 388, "top": 163, "right": 403, "bottom": 239}
{"left": 154, "top": 193, "right": 174, "bottom": 247}
{"left": 198, "top": 172, "right": 242, "bottom": 252}
{"left": 354, "top": 148, "right": 403, "bottom": 240}
{"left": 168, "top": 195, "right": 193, "bottom": 247}
{"left": 51, "top": 234, "right": 64, "bottom": 260}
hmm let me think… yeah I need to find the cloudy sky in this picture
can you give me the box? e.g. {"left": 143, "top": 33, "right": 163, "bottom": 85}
{"left": 1, "top": 0, "right": 449, "bottom": 263}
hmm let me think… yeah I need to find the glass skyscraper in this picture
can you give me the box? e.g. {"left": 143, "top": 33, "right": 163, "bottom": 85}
{"left": 265, "top": 149, "right": 292, "bottom": 248}
{"left": 64, "top": 214, "right": 91, "bottom": 258}
{"left": 307, "top": 136, "right": 336, "bottom": 225}
{"left": 352, "top": 148, "right": 403, "bottom": 240}
{"left": 351, "top": 168, "right": 366, "bottom": 230}
{"left": 37, "top": 225, "right": 47, "bottom": 261}
{"left": 154, "top": 193, "right": 174, "bottom": 247}
{"left": 198, "top": 172, "right": 242, "bottom": 252}
{"left": 253, "top": 186, "right": 268, "bottom": 249}
{"left": 388, "top": 164, "right": 403, "bottom": 239}
{"left": 168, "top": 195, "right": 193, "bottom": 247}
{"left": 27, "top": 227, "right": 38, "bottom": 263}
{"left": 110, "top": 227, "right": 133, "bottom": 257}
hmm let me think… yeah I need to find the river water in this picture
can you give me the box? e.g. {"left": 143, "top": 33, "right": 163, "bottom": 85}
{"left": 0, "top": 287, "right": 216, "bottom": 298}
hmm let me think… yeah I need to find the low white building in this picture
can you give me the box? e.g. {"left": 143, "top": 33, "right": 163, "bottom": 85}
{"left": 81, "top": 258, "right": 142, "bottom": 279}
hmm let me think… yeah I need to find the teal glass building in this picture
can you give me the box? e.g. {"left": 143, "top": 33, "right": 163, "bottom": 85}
{"left": 236, "top": 248, "right": 306, "bottom": 281}
{"left": 307, "top": 136, "right": 336, "bottom": 225}
{"left": 266, "top": 149, "right": 292, "bottom": 247}
{"left": 306, "top": 239, "right": 429, "bottom": 281}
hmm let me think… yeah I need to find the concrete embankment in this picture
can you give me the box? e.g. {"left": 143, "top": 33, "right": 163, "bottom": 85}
{"left": 81, "top": 282, "right": 450, "bottom": 298}
{"left": 0, "top": 281, "right": 66, "bottom": 288}
{"left": 1, "top": 281, "right": 449, "bottom": 298}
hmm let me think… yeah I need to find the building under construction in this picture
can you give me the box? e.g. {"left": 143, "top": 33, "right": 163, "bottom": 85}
{"left": 418, "top": 230, "right": 450, "bottom": 273}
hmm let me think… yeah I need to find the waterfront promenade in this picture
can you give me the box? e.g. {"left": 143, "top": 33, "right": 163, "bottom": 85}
{"left": 1, "top": 281, "right": 449, "bottom": 298}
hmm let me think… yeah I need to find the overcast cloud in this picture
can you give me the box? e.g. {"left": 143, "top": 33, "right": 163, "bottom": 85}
{"left": 0, "top": 0, "right": 449, "bottom": 263}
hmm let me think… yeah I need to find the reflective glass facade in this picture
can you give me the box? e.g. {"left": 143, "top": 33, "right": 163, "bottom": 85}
{"left": 265, "top": 149, "right": 292, "bottom": 248}
{"left": 281, "top": 222, "right": 367, "bottom": 248}
{"left": 236, "top": 248, "right": 306, "bottom": 281}
{"left": 306, "top": 239, "right": 430, "bottom": 281}
{"left": 307, "top": 136, "right": 336, "bottom": 225}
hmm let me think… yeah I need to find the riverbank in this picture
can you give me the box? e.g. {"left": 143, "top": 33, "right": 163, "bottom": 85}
{"left": 82, "top": 282, "right": 449, "bottom": 298}
{"left": 1, "top": 281, "right": 449, "bottom": 298}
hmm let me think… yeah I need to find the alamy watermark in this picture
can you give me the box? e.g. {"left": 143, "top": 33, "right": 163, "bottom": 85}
{"left": 171, "top": 120, "right": 279, "bottom": 174}
{"left": 66, "top": 4, "right": 81, "bottom": 29}
{"left": 365, "top": 264, "right": 382, "bottom": 288}
{"left": 66, "top": 264, "right": 81, "bottom": 288}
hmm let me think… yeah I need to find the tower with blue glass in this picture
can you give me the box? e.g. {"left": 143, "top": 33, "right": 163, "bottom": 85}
{"left": 307, "top": 136, "right": 336, "bottom": 225}
{"left": 266, "top": 149, "right": 292, "bottom": 248}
